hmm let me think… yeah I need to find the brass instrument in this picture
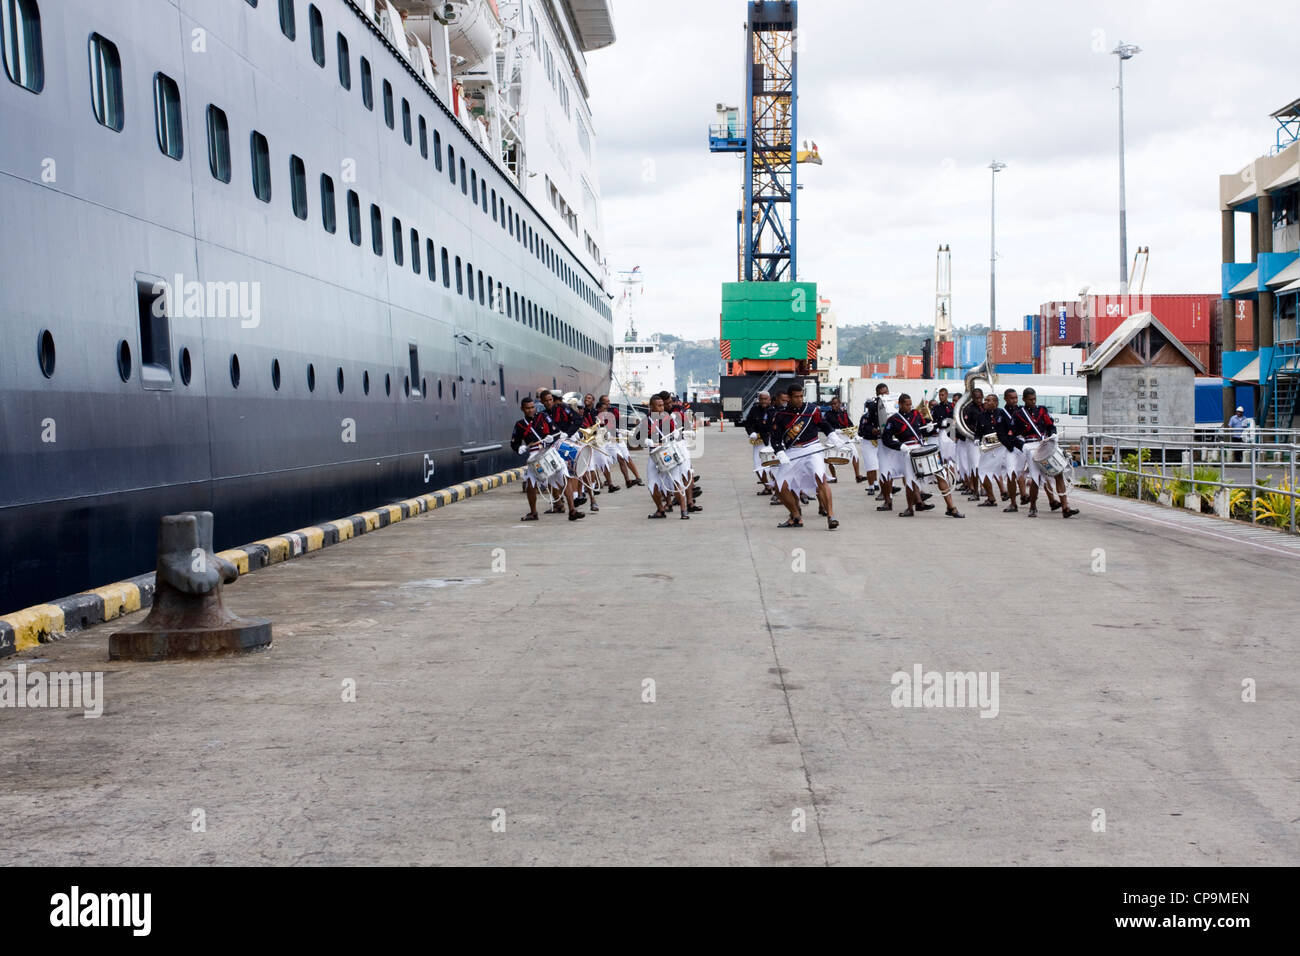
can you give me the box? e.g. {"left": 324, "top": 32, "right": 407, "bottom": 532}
{"left": 953, "top": 360, "right": 995, "bottom": 441}
{"left": 917, "top": 390, "right": 934, "bottom": 424}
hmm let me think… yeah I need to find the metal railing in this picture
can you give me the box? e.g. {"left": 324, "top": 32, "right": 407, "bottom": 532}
{"left": 1079, "top": 431, "right": 1300, "bottom": 534}
{"left": 1088, "top": 425, "right": 1300, "bottom": 444}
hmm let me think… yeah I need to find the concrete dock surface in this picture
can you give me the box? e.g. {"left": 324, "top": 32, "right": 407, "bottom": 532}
{"left": 2, "top": 431, "right": 1298, "bottom": 866}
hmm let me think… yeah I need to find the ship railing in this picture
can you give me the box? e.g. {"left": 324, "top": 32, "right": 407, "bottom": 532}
{"left": 1079, "top": 430, "right": 1300, "bottom": 535}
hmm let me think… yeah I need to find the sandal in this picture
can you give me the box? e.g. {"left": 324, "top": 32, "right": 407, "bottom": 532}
{"left": 688, "top": 505, "right": 703, "bottom": 513}
{"left": 680, "top": 511, "right": 690, "bottom": 520}
{"left": 827, "top": 517, "right": 839, "bottom": 530}
{"left": 648, "top": 511, "right": 666, "bottom": 519}
{"left": 897, "top": 509, "right": 914, "bottom": 517}
{"left": 946, "top": 508, "right": 965, "bottom": 519}
{"left": 521, "top": 513, "right": 539, "bottom": 521}
{"left": 777, "top": 518, "right": 803, "bottom": 528}
{"left": 568, "top": 510, "right": 586, "bottom": 521}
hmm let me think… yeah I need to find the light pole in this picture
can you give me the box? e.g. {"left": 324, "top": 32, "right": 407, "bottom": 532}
{"left": 1113, "top": 41, "right": 1140, "bottom": 293}
{"left": 989, "top": 160, "right": 1006, "bottom": 330}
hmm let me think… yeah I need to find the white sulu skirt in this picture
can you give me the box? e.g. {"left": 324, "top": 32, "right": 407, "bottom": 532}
{"left": 609, "top": 440, "right": 632, "bottom": 462}
{"left": 876, "top": 444, "right": 908, "bottom": 483}
{"left": 978, "top": 444, "right": 1008, "bottom": 482}
{"left": 648, "top": 453, "right": 687, "bottom": 496}
{"left": 775, "top": 443, "right": 828, "bottom": 497}
{"left": 1006, "top": 446, "right": 1027, "bottom": 480}
{"left": 752, "top": 443, "right": 775, "bottom": 479}
{"left": 857, "top": 438, "right": 879, "bottom": 473}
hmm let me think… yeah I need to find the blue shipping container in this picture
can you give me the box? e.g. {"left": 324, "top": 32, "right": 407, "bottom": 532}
{"left": 958, "top": 335, "right": 986, "bottom": 367}
{"left": 996, "top": 363, "right": 1033, "bottom": 374}
{"left": 1024, "top": 315, "right": 1035, "bottom": 331}
{"left": 1194, "top": 379, "right": 1223, "bottom": 424}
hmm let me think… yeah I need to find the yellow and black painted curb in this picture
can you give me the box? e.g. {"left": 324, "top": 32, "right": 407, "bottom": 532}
{"left": 0, "top": 468, "right": 524, "bottom": 658}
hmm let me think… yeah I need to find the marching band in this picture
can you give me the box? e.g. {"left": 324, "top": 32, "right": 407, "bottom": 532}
{"left": 507, "top": 375, "right": 1078, "bottom": 530}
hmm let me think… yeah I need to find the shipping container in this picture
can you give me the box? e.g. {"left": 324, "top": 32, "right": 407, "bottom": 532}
{"left": 938, "top": 340, "right": 955, "bottom": 368}
{"left": 1039, "top": 307, "right": 1084, "bottom": 346}
{"left": 1184, "top": 343, "right": 1212, "bottom": 374}
{"left": 1023, "top": 315, "right": 1036, "bottom": 331}
{"left": 1231, "top": 298, "right": 1255, "bottom": 348}
{"left": 958, "top": 334, "right": 987, "bottom": 368}
{"left": 996, "top": 363, "right": 1033, "bottom": 374}
{"left": 1042, "top": 346, "right": 1086, "bottom": 376}
{"left": 1146, "top": 294, "right": 1217, "bottom": 344}
{"left": 990, "top": 330, "right": 1034, "bottom": 364}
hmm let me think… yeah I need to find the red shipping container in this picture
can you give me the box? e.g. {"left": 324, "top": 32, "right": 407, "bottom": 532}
{"left": 1183, "top": 343, "right": 1212, "bottom": 373}
{"left": 1040, "top": 310, "right": 1084, "bottom": 346}
{"left": 991, "top": 330, "right": 1034, "bottom": 363}
{"left": 1089, "top": 314, "right": 1126, "bottom": 344}
{"left": 1146, "top": 293, "right": 1217, "bottom": 344}
{"left": 938, "top": 340, "right": 955, "bottom": 368}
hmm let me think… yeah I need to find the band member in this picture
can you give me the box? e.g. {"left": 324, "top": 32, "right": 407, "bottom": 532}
{"left": 822, "top": 395, "right": 862, "bottom": 482}
{"left": 769, "top": 384, "right": 838, "bottom": 529}
{"left": 957, "top": 386, "right": 984, "bottom": 498}
{"left": 975, "top": 393, "right": 1007, "bottom": 506}
{"left": 510, "top": 397, "right": 584, "bottom": 521}
{"left": 861, "top": 383, "right": 893, "bottom": 506}
{"left": 931, "top": 387, "right": 958, "bottom": 485}
{"left": 596, "top": 396, "right": 644, "bottom": 489}
{"left": 742, "top": 390, "right": 778, "bottom": 495}
{"left": 1016, "top": 388, "right": 1079, "bottom": 518}
{"left": 578, "top": 393, "right": 621, "bottom": 496}
{"left": 880, "top": 394, "right": 964, "bottom": 518}
{"left": 994, "top": 389, "right": 1027, "bottom": 512}
{"left": 773, "top": 390, "right": 789, "bottom": 413}
{"left": 539, "top": 390, "right": 590, "bottom": 511}
{"left": 645, "top": 394, "right": 698, "bottom": 519}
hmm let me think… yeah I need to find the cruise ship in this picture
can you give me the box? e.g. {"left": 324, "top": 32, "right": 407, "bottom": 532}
{"left": 0, "top": 0, "right": 616, "bottom": 612}
{"left": 610, "top": 268, "right": 676, "bottom": 406}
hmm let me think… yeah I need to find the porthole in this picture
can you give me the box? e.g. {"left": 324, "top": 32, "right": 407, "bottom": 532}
{"left": 116, "top": 339, "right": 132, "bottom": 381}
{"left": 179, "top": 347, "right": 192, "bottom": 386}
{"left": 337, "top": 366, "right": 345, "bottom": 393}
{"left": 385, "top": 373, "right": 391, "bottom": 396}
{"left": 271, "top": 357, "right": 281, "bottom": 390}
{"left": 437, "top": 379, "right": 443, "bottom": 399}
{"left": 307, "top": 363, "right": 316, "bottom": 392}
{"left": 363, "top": 370, "right": 370, "bottom": 395}
{"left": 229, "top": 353, "right": 241, "bottom": 388}
{"left": 404, "top": 375, "right": 410, "bottom": 397}
{"left": 37, "top": 329, "right": 55, "bottom": 377}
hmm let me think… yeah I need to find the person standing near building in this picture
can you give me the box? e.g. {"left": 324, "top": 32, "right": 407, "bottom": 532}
{"left": 1228, "top": 406, "right": 1248, "bottom": 462}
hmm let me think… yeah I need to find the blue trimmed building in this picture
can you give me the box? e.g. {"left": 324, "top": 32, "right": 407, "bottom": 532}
{"left": 1220, "top": 99, "right": 1300, "bottom": 432}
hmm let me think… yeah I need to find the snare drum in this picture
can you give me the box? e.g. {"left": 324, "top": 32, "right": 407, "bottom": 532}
{"left": 527, "top": 447, "right": 565, "bottom": 483}
{"left": 758, "top": 445, "right": 781, "bottom": 468}
{"left": 555, "top": 439, "right": 581, "bottom": 464}
{"left": 909, "top": 442, "right": 943, "bottom": 478}
{"left": 650, "top": 442, "right": 685, "bottom": 471}
{"left": 821, "top": 435, "right": 852, "bottom": 465}
{"left": 1033, "top": 439, "right": 1069, "bottom": 477}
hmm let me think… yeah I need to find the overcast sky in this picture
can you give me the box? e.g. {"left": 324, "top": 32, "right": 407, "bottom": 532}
{"left": 584, "top": 0, "right": 1298, "bottom": 340}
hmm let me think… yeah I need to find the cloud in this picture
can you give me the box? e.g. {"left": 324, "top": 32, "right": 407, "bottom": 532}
{"left": 585, "top": 0, "right": 1297, "bottom": 339}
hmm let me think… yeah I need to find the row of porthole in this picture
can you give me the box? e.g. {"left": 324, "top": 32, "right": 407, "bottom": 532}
{"left": 36, "top": 330, "right": 460, "bottom": 401}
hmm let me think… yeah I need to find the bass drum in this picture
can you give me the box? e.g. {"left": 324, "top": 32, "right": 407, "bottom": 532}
{"left": 1033, "top": 438, "right": 1069, "bottom": 477}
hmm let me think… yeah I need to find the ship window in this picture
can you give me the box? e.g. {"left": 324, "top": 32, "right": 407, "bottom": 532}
{"left": 499, "top": 366, "right": 505, "bottom": 398}
{"left": 391, "top": 217, "right": 403, "bottom": 266}
{"left": 320, "top": 173, "right": 336, "bottom": 233}
{"left": 206, "top": 105, "right": 230, "bottom": 182}
{"left": 250, "top": 131, "right": 271, "bottom": 202}
{"left": 346, "top": 190, "right": 361, "bottom": 244}
{"left": 464, "top": 261, "right": 473, "bottom": 297}
{"left": 452, "top": 380, "right": 456, "bottom": 400}
{"left": 36, "top": 328, "right": 55, "bottom": 377}
{"left": 149, "top": 77, "right": 186, "bottom": 160}
{"left": 229, "top": 353, "right": 241, "bottom": 388}
{"left": 418, "top": 115, "right": 427, "bottom": 157}
{"left": 491, "top": 189, "right": 497, "bottom": 221}
{"left": 506, "top": 287, "right": 512, "bottom": 318}
{"left": 336, "top": 366, "right": 344, "bottom": 393}
{"left": 471, "top": 169, "right": 477, "bottom": 203}
{"left": 410, "top": 228, "right": 419, "bottom": 274}
{"left": 136, "top": 276, "right": 173, "bottom": 387}
{"left": 433, "top": 129, "right": 442, "bottom": 170}
{"left": 507, "top": 206, "right": 513, "bottom": 236}
{"left": 289, "top": 155, "right": 307, "bottom": 219}
{"left": 116, "top": 339, "right": 132, "bottom": 382}
{"left": 360, "top": 57, "right": 372, "bottom": 109}
{"left": 1, "top": 0, "right": 44, "bottom": 93}
{"left": 496, "top": 281, "right": 503, "bottom": 313}
{"left": 438, "top": 379, "right": 443, "bottom": 399}
{"left": 307, "top": 363, "right": 315, "bottom": 392}
{"left": 337, "top": 34, "right": 350, "bottom": 88}
{"left": 180, "top": 347, "right": 192, "bottom": 386}
{"left": 271, "top": 358, "right": 281, "bottom": 390}
{"left": 408, "top": 345, "right": 420, "bottom": 398}
{"left": 384, "top": 373, "right": 391, "bottom": 396}
{"left": 278, "top": 0, "right": 295, "bottom": 40}
{"left": 425, "top": 238, "right": 435, "bottom": 282}
{"left": 454, "top": 256, "right": 463, "bottom": 294}
{"left": 88, "top": 33, "right": 123, "bottom": 131}
{"left": 370, "top": 203, "right": 382, "bottom": 255}
{"left": 382, "top": 79, "right": 393, "bottom": 128}
{"left": 308, "top": 5, "right": 324, "bottom": 66}
{"left": 441, "top": 248, "right": 450, "bottom": 288}
{"left": 363, "top": 370, "right": 370, "bottom": 395}
{"left": 459, "top": 157, "right": 466, "bottom": 194}
{"left": 401, "top": 98, "right": 411, "bottom": 144}
{"left": 448, "top": 145, "right": 455, "bottom": 183}
{"left": 478, "top": 270, "right": 484, "bottom": 306}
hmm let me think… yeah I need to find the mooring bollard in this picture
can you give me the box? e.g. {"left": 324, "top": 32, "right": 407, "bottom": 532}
{"left": 109, "top": 511, "right": 271, "bottom": 661}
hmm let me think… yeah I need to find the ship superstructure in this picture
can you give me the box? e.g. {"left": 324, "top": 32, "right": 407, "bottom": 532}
{"left": 609, "top": 269, "right": 676, "bottom": 405}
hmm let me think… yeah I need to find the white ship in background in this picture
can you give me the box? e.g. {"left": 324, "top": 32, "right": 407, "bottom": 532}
{"left": 610, "top": 268, "right": 676, "bottom": 406}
